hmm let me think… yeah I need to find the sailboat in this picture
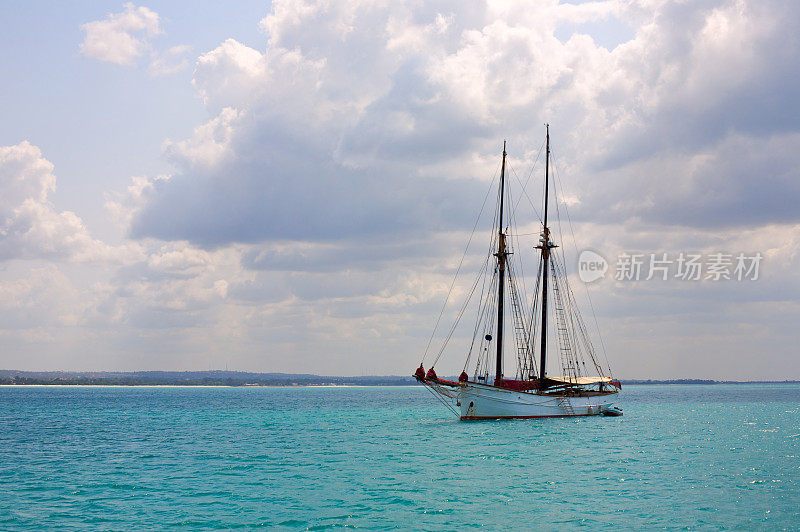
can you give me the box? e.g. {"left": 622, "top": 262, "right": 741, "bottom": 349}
{"left": 414, "top": 126, "right": 621, "bottom": 419}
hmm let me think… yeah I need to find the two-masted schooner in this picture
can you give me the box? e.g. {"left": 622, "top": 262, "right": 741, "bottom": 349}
{"left": 414, "top": 126, "right": 621, "bottom": 419}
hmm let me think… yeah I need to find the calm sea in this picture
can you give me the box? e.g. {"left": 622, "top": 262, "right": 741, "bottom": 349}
{"left": 1, "top": 384, "right": 798, "bottom": 530}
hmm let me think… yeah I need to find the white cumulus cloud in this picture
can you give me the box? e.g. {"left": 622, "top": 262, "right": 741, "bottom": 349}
{"left": 0, "top": 141, "right": 140, "bottom": 263}
{"left": 116, "top": 0, "right": 800, "bottom": 377}
{"left": 8, "top": 0, "right": 800, "bottom": 378}
{"left": 79, "top": 3, "right": 162, "bottom": 65}
{"left": 79, "top": 3, "right": 190, "bottom": 75}
{"left": 148, "top": 44, "right": 193, "bottom": 76}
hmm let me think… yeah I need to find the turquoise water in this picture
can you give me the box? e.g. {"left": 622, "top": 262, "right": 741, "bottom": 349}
{"left": 1, "top": 385, "right": 799, "bottom": 530}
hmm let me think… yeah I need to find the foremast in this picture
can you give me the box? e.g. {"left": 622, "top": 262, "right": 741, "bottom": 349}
{"left": 495, "top": 141, "right": 508, "bottom": 382}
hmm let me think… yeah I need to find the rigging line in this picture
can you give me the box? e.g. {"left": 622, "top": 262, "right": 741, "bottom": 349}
{"left": 506, "top": 163, "right": 540, "bottom": 369}
{"left": 470, "top": 182, "right": 503, "bottom": 374}
{"left": 515, "top": 167, "right": 548, "bottom": 231}
{"left": 551, "top": 151, "right": 609, "bottom": 375}
{"left": 483, "top": 271, "right": 498, "bottom": 377}
{"left": 507, "top": 255, "right": 530, "bottom": 346}
{"left": 476, "top": 174, "right": 504, "bottom": 376}
{"left": 505, "top": 182, "right": 529, "bottom": 327}
{"left": 507, "top": 268, "right": 524, "bottom": 377}
{"left": 506, "top": 181, "right": 534, "bottom": 378}
{"left": 508, "top": 236, "right": 533, "bottom": 373}
{"left": 550, "top": 150, "right": 612, "bottom": 374}
{"left": 528, "top": 254, "right": 543, "bottom": 376}
{"left": 550, "top": 159, "right": 595, "bottom": 377}
{"left": 421, "top": 160, "right": 500, "bottom": 364}
{"left": 471, "top": 195, "right": 501, "bottom": 376}
{"left": 508, "top": 162, "right": 543, "bottom": 224}
{"left": 507, "top": 261, "right": 534, "bottom": 379}
{"left": 509, "top": 185, "right": 529, "bottom": 299}
{"left": 507, "top": 231, "right": 544, "bottom": 237}
{"left": 553, "top": 255, "right": 592, "bottom": 377}
{"left": 557, "top": 255, "right": 604, "bottom": 375}
{"left": 474, "top": 274, "right": 497, "bottom": 379}
{"left": 512, "top": 139, "right": 546, "bottom": 216}
{"left": 527, "top": 255, "right": 542, "bottom": 377}
{"left": 422, "top": 384, "right": 459, "bottom": 417}
{"left": 463, "top": 255, "right": 495, "bottom": 372}
{"left": 432, "top": 251, "right": 489, "bottom": 367}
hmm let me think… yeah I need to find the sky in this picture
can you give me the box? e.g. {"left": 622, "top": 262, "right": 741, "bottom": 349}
{"left": 1, "top": 0, "right": 799, "bottom": 379}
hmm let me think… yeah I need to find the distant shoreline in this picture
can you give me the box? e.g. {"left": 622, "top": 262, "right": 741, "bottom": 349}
{"left": 0, "top": 384, "right": 375, "bottom": 388}
{"left": 1, "top": 382, "right": 798, "bottom": 388}
{"left": 0, "top": 370, "right": 797, "bottom": 387}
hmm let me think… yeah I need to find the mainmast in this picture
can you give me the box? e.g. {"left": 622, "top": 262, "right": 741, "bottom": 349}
{"left": 538, "top": 125, "right": 551, "bottom": 381}
{"left": 495, "top": 141, "right": 507, "bottom": 382}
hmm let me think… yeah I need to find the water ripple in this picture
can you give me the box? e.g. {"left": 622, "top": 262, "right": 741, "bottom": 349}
{"left": 1, "top": 384, "right": 799, "bottom": 529}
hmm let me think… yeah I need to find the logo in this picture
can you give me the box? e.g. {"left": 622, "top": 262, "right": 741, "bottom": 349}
{"left": 578, "top": 250, "right": 608, "bottom": 283}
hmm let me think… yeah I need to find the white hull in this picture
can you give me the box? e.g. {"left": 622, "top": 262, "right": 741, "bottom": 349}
{"left": 456, "top": 382, "right": 617, "bottom": 419}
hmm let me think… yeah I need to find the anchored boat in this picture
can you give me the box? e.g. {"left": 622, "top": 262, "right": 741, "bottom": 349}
{"left": 415, "top": 126, "right": 621, "bottom": 419}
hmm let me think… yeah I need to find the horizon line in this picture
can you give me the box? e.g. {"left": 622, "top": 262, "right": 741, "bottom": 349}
{"left": 1, "top": 369, "right": 799, "bottom": 383}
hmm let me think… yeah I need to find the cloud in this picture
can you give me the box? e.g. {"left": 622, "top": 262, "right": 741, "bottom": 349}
{"left": 128, "top": 150, "right": 483, "bottom": 246}
{"left": 589, "top": 0, "right": 800, "bottom": 169}
{"left": 79, "top": 3, "right": 190, "bottom": 75}
{"left": 128, "top": 3, "right": 499, "bottom": 246}
{"left": 0, "top": 265, "right": 83, "bottom": 330}
{"left": 8, "top": 0, "right": 800, "bottom": 378}
{"left": 125, "top": 0, "right": 800, "bottom": 254}
{"left": 148, "top": 44, "right": 193, "bottom": 76}
{"left": 573, "top": 132, "right": 800, "bottom": 229}
{"left": 0, "top": 141, "right": 139, "bottom": 262}
{"left": 239, "top": 234, "right": 464, "bottom": 273}
{"left": 79, "top": 3, "right": 162, "bottom": 65}
{"left": 162, "top": 107, "right": 242, "bottom": 170}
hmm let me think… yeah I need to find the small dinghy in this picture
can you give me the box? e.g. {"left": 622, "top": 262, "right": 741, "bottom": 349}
{"left": 601, "top": 406, "right": 623, "bottom": 416}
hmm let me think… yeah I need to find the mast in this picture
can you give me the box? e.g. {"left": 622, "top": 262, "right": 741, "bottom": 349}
{"left": 539, "top": 125, "right": 551, "bottom": 381}
{"left": 495, "top": 141, "right": 507, "bottom": 382}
